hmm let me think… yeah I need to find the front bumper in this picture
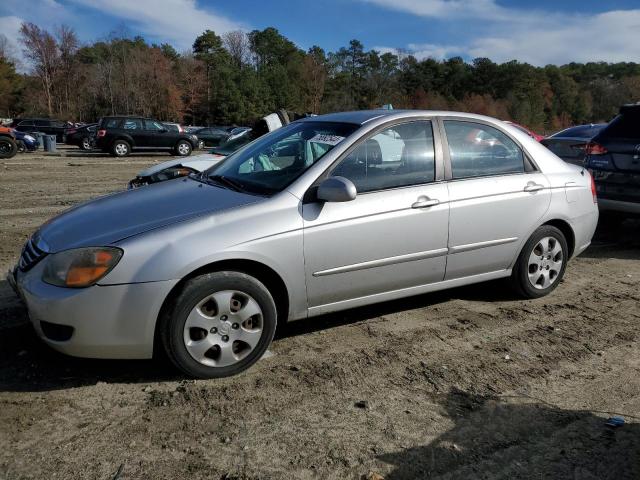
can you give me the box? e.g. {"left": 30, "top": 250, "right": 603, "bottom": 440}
{"left": 10, "top": 262, "right": 179, "bottom": 359}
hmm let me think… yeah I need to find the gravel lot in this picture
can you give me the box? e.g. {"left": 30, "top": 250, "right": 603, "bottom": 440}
{"left": 1, "top": 147, "right": 639, "bottom": 479}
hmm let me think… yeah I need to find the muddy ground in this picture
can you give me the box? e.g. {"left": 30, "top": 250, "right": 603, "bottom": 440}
{"left": 0, "top": 147, "right": 639, "bottom": 479}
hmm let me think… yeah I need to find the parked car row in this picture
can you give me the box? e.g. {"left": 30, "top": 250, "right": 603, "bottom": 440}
{"left": 4, "top": 107, "right": 637, "bottom": 218}
{"left": 3, "top": 116, "right": 256, "bottom": 157}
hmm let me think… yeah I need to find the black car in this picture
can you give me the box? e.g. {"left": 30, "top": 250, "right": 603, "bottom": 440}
{"left": 65, "top": 123, "right": 97, "bottom": 150}
{"left": 95, "top": 116, "right": 196, "bottom": 157}
{"left": 585, "top": 104, "right": 640, "bottom": 216}
{"left": 192, "top": 127, "right": 231, "bottom": 148}
{"left": 10, "top": 118, "right": 70, "bottom": 142}
{"left": 541, "top": 123, "right": 606, "bottom": 165}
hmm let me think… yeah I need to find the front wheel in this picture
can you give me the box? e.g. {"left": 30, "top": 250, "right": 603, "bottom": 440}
{"left": 0, "top": 137, "right": 17, "bottom": 159}
{"left": 81, "top": 137, "right": 92, "bottom": 150}
{"left": 160, "top": 272, "right": 277, "bottom": 378}
{"left": 16, "top": 140, "right": 26, "bottom": 153}
{"left": 511, "top": 225, "right": 568, "bottom": 299}
{"left": 198, "top": 140, "right": 205, "bottom": 150}
{"left": 175, "top": 140, "right": 192, "bottom": 157}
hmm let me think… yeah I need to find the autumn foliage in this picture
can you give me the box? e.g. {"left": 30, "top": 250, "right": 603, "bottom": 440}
{"left": 1, "top": 25, "right": 640, "bottom": 132}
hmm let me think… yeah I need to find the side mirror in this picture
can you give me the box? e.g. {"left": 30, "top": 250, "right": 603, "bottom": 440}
{"left": 317, "top": 176, "right": 357, "bottom": 203}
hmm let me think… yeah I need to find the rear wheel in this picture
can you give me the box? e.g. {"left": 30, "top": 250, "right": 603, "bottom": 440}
{"left": 198, "top": 140, "right": 205, "bottom": 150}
{"left": 175, "top": 140, "right": 192, "bottom": 157}
{"left": 511, "top": 225, "right": 568, "bottom": 299}
{"left": 112, "top": 140, "right": 130, "bottom": 157}
{"left": 0, "top": 136, "right": 17, "bottom": 159}
{"left": 81, "top": 137, "right": 92, "bottom": 150}
{"left": 160, "top": 272, "right": 277, "bottom": 378}
{"left": 16, "top": 140, "right": 26, "bottom": 153}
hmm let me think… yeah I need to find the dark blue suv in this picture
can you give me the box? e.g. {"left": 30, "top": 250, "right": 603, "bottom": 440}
{"left": 585, "top": 104, "right": 640, "bottom": 217}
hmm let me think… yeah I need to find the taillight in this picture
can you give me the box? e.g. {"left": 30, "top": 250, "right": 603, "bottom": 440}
{"left": 585, "top": 142, "right": 607, "bottom": 155}
{"left": 97, "top": 129, "right": 106, "bottom": 138}
{"left": 590, "top": 173, "right": 597, "bottom": 204}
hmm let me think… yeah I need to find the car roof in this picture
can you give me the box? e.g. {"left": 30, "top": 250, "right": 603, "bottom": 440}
{"left": 298, "top": 109, "right": 508, "bottom": 126}
{"left": 619, "top": 103, "right": 640, "bottom": 115}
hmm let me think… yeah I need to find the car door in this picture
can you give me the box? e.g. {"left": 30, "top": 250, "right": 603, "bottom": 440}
{"left": 144, "top": 120, "right": 173, "bottom": 148}
{"left": 441, "top": 119, "right": 551, "bottom": 280}
{"left": 303, "top": 120, "right": 449, "bottom": 310}
{"left": 119, "top": 118, "right": 144, "bottom": 147}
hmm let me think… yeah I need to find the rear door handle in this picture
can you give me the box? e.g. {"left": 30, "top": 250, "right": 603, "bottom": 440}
{"left": 524, "top": 182, "right": 544, "bottom": 193}
{"left": 412, "top": 197, "right": 440, "bottom": 209}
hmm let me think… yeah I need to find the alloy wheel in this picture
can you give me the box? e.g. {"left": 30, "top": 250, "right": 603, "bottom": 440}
{"left": 527, "top": 236, "right": 563, "bottom": 290}
{"left": 183, "top": 290, "right": 264, "bottom": 367}
{"left": 178, "top": 143, "right": 190, "bottom": 155}
{"left": 115, "top": 143, "right": 128, "bottom": 156}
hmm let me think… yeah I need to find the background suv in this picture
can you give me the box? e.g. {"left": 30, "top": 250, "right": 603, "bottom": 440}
{"left": 585, "top": 104, "right": 640, "bottom": 216}
{"left": 96, "top": 116, "right": 196, "bottom": 157}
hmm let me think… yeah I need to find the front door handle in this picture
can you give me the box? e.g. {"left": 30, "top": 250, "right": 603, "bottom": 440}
{"left": 412, "top": 196, "right": 440, "bottom": 209}
{"left": 524, "top": 182, "right": 544, "bottom": 193}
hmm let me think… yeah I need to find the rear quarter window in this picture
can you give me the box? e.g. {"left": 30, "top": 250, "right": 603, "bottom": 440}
{"left": 102, "top": 118, "right": 121, "bottom": 129}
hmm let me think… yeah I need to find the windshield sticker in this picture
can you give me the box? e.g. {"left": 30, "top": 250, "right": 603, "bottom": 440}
{"left": 310, "top": 134, "right": 345, "bottom": 146}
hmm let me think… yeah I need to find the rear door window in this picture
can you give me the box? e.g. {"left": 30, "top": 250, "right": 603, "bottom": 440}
{"left": 444, "top": 121, "right": 525, "bottom": 179}
{"left": 123, "top": 119, "right": 143, "bottom": 130}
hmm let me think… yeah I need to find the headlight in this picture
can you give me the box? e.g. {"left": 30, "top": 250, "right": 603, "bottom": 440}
{"left": 42, "top": 247, "right": 123, "bottom": 288}
{"left": 24, "top": 135, "right": 35, "bottom": 142}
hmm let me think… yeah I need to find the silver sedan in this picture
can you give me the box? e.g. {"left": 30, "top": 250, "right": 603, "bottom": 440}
{"left": 8, "top": 110, "right": 598, "bottom": 378}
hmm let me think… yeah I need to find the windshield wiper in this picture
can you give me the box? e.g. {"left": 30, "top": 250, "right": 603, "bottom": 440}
{"left": 206, "top": 174, "right": 245, "bottom": 192}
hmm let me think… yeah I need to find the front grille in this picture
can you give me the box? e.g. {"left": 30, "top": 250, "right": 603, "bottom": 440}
{"left": 18, "top": 237, "right": 47, "bottom": 272}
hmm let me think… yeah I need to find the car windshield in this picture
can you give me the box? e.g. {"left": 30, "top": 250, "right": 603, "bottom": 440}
{"left": 204, "top": 121, "right": 358, "bottom": 195}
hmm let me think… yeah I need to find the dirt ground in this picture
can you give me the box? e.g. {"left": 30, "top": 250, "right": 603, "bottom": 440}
{"left": 0, "top": 147, "right": 639, "bottom": 480}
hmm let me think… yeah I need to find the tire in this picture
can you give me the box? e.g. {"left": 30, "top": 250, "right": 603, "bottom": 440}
{"left": 80, "top": 137, "right": 92, "bottom": 151}
{"left": 0, "top": 136, "right": 17, "bottom": 159}
{"left": 16, "top": 140, "right": 26, "bottom": 153}
{"left": 198, "top": 140, "right": 205, "bottom": 150}
{"left": 112, "top": 140, "right": 130, "bottom": 157}
{"left": 160, "top": 271, "right": 277, "bottom": 378}
{"left": 511, "top": 225, "right": 568, "bottom": 299}
{"left": 175, "top": 140, "right": 192, "bottom": 157}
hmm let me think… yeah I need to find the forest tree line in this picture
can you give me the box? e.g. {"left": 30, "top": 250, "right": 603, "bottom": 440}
{"left": 1, "top": 23, "right": 640, "bottom": 132}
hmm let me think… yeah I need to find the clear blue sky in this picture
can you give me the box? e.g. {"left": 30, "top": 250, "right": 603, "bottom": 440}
{"left": 2, "top": 0, "right": 640, "bottom": 66}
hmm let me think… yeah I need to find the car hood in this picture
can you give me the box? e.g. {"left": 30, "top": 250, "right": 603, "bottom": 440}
{"left": 36, "top": 177, "right": 261, "bottom": 252}
{"left": 138, "top": 154, "right": 226, "bottom": 177}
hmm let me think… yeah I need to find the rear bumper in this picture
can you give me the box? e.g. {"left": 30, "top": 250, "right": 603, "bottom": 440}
{"left": 598, "top": 198, "right": 640, "bottom": 215}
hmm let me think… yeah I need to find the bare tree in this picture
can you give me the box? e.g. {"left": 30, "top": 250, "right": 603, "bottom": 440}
{"left": 56, "top": 25, "right": 79, "bottom": 118}
{"left": 223, "top": 30, "right": 249, "bottom": 67}
{"left": 19, "top": 23, "right": 58, "bottom": 116}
